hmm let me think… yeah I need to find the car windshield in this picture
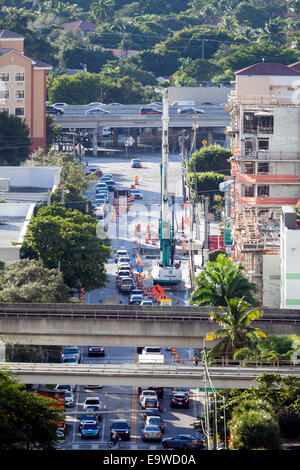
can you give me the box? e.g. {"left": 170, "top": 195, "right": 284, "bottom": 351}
{"left": 146, "top": 426, "right": 159, "bottom": 431}
{"left": 113, "top": 422, "right": 128, "bottom": 430}
{"left": 64, "top": 348, "right": 78, "bottom": 355}
{"left": 86, "top": 399, "right": 99, "bottom": 404}
{"left": 83, "top": 424, "right": 97, "bottom": 429}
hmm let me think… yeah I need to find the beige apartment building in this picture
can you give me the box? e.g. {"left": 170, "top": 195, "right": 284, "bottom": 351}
{"left": 0, "top": 29, "right": 52, "bottom": 151}
{"left": 226, "top": 62, "right": 300, "bottom": 307}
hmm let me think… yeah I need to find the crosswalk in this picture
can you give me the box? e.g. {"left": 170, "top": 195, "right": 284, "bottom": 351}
{"left": 69, "top": 443, "right": 161, "bottom": 450}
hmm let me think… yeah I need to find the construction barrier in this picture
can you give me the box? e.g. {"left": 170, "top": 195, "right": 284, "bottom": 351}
{"left": 135, "top": 176, "right": 139, "bottom": 185}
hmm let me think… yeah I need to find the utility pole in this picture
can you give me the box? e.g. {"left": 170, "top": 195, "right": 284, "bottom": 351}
{"left": 179, "top": 131, "right": 189, "bottom": 203}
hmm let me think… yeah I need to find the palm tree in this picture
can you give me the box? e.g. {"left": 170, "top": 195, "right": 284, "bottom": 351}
{"left": 205, "top": 297, "right": 267, "bottom": 359}
{"left": 190, "top": 254, "right": 258, "bottom": 306}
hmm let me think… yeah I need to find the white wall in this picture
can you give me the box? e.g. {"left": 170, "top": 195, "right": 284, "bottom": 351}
{"left": 262, "top": 254, "right": 281, "bottom": 308}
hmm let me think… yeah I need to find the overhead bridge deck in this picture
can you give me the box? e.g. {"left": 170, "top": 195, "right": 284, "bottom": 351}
{"left": 0, "top": 304, "right": 299, "bottom": 348}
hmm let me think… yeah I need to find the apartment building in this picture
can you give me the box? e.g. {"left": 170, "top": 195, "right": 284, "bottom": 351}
{"left": 226, "top": 62, "right": 300, "bottom": 307}
{"left": 0, "top": 29, "right": 52, "bottom": 151}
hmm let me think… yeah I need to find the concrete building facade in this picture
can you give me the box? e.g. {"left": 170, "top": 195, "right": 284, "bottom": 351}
{"left": 0, "top": 29, "right": 52, "bottom": 151}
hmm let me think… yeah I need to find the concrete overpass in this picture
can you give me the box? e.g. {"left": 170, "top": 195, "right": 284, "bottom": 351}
{"left": 2, "top": 362, "right": 299, "bottom": 389}
{"left": 0, "top": 303, "right": 300, "bottom": 348}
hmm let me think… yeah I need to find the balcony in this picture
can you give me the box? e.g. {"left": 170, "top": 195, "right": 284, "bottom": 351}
{"left": 236, "top": 174, "right": 300, "bottom": 184}
{"left": 236, "top": 195, "right": 300, "bottom": 206}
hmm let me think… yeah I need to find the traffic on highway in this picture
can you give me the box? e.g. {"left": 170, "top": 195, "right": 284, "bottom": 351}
{"left": 52, "top": 152, "right": 206, "bottom": 450}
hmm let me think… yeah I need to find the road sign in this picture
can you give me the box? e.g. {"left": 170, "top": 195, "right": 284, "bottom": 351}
{"left": 125, "top": 136, "right": 135, "bottom": 147}
{"left": 202, "top": 139, "right": 207, "bottom": 146}
{"left": 137, "top": 266, "right": 143, "bottom": 272}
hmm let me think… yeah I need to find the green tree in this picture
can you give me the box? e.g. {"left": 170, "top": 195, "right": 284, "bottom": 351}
{"left": 0, "top": 111, "right": 31, "bottom": 165}
{"left": 229, "top": 406, "right": 281, "bottom": 450}
{"left": 89, "top": 0, "right": 115, "bottom": 23}
{"left": 187, "top": 145, "right": 232, "bottom": 174}
{"left": 205, "top": 297, "right": 267, "bottom": 359}
{"left": 190, "top": 254, "right": 258, "bottom": 306}
{"left": 22, "top": 204, "right": 111, "bottom": 291}
{"left": 0, "top": 259, "right": 71, "bottom": 303}
{"left": 0, "top": 369, "right": 63, "bottom": 450}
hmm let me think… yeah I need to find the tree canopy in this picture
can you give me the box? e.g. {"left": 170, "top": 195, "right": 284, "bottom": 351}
{"left": 22, "top": 204, "right": 111, "bottom": 291}
{"left": 0, "top": 111, "right": 31, "bottom": 165}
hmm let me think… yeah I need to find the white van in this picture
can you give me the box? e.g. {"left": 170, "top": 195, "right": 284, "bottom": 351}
{"left": 171, "top": 101, "right": 195, "bottom": 106}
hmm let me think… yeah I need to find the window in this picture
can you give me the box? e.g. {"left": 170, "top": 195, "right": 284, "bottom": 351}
{"left": 0, "top": 90, "right": 9, "bottom": 99}
{"left": 257, "top": 185, "right": 269, "bottom": 197}
{"left": 258, "top": 162, "right": 269, "bottom": 173}
{"left": 15, "top": 90, "right": 24, "bottom": 99}
{"left": 0, "top": 72, "right": 9, "bottom": 81}
{"left": 245, "top": 185, "right": 254, "bottom": 197}
{"left": 245, "top": 162, "right": 254, "bottom": 174}
{"left": 15, "top": 72, "right": 25, "bottom": 82}
{"left": 15, "top": 107, "right": 24, "bottom": 116}
{"left": 258, "top": 138, "right": 269, "bottom": 151}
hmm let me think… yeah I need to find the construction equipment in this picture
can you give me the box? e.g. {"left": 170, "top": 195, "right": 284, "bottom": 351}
{"left": 151, "top": 88, "right": 182, "bottom": 286}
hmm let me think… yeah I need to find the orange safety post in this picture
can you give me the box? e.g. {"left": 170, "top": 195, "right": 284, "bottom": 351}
{"left": 135, "top": 176, "right": 139, "bottom": 185}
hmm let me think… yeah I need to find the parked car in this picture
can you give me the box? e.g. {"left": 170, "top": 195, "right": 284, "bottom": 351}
{"left": 130, "top": 190, "right": 142, "bottom": 199}
{"left": 129, "top": 294, "right": 143, "bottom": 305}
{"left": 81, "top": 422, "right": 100, "bottom": 439}
{"left": 83, "top": 396, "right": 102, "bottom": 411}
{"left": 130, "top": 159, "right": 142, "bottom": 168}
{"left": 141, "top": 424, "right": 162, "bottom": 442}
{"left": 88, "top": 346, "right": 105, "bottom": 357}
{"left": 64, "top": 391, "right": 74, "bottom": 407}
{"left": 170, "top": 392, "right": 189, "bottom": 408}
{"left": 139, "top": 107, "right": 162, "bottom": 115}
{"left": 110, "top": 419, "right": 130, "bottom": 440}
{"left": 46, "top": 104, "right": 64, "bottom": 115}
{"left": 85, "top": 108, "right": 110, "bottom": 116}
{"left": 177, "top": 107, "right": 204, "bottom": 114}
{"left": 145, "top": 416, "right": 166, "bottom": 433}
{"left": 53, "top": 102, "right": 68, "bottom": 107}
{"left": 162, "top": 434, "right": 205, "bottom": 450}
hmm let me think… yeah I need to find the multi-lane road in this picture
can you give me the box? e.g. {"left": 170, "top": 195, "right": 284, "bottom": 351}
{"left": 59, "top": 346, "right": 204, "bottom": 451}
{"left": 56, "top": 151, "right": 204, "bottom": 450}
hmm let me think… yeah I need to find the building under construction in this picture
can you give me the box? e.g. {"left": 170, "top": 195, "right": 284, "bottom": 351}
{"left": 226, "top": 61, "right": 300, "bottom": 307}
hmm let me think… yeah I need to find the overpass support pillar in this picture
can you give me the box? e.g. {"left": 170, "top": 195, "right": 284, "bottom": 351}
{"left": 0, "top": 341, "right": 5, "bottom": 361}
{"left": 92, "top": 132, "right": 98, "bottom": 156}
{"left": 113, "top": 128, "right": 119, "bottom": 147}
{"left": 207, "top": 129, "right": 213, "bottom": 145}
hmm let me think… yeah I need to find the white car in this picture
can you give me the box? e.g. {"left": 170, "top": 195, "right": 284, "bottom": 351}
{"left": 142, "top": 347, "right": 162, "bottom": 355}
{"left": 64, "top": 390, "right": 74, "bottom": 407}
{"left": 83, "top": 396, "right": 102, "bottom": 411}
{"left": 139, "top": 390, "right": 158, "bottom": 406}
{"left": 115, "top": 249, "right": 128, "bottom": 262}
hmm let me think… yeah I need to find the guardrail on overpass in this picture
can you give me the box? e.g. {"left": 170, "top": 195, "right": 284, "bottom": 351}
{"left": 0, "top": 304, "right": 300, "bottom": 348}
{"left": 54, "top": 113, "right": 230, "bottom": 130}
{"left": 2, "top": 362, "right": 300, "bottom": 389}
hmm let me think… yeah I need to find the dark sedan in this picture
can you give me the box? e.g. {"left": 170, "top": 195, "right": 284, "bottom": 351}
{"left": 88, "top": 346, "right": 105, "bottom": 357}
{"left": 170, "top": 393, "right": 189, "bottom": 408}
{"left": 162, "top": 434, "right": 205, "bottom": 450}
{"left": 139, "top": 107, "right": 162, "bottom": 115}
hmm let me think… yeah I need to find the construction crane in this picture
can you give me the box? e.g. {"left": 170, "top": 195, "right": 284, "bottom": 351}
{"left": 152, "top": 88, "right": 182, "bottom": 286}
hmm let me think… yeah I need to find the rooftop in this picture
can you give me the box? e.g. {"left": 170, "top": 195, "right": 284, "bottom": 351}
{"left": 62, "top": 20, "right": 97, "bottom": 32}
{"left": 235, "top": 62, "right": 300, "bottom": 76}
{"left": 0, "top": 29, "right": 24, "bottom": 39}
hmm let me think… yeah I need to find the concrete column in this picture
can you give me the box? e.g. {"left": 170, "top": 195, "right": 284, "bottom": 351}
{"left": 113, "top": 128, "right": 119, "bottom": 147}
{"left": 92, "top": 132, "right": 98, "bottom": 156}
{"left": 207, "top": 129, "right": 213, "bottom": 145}
{"left": 0, "top": 341, "right": 6, "bottom": 361}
